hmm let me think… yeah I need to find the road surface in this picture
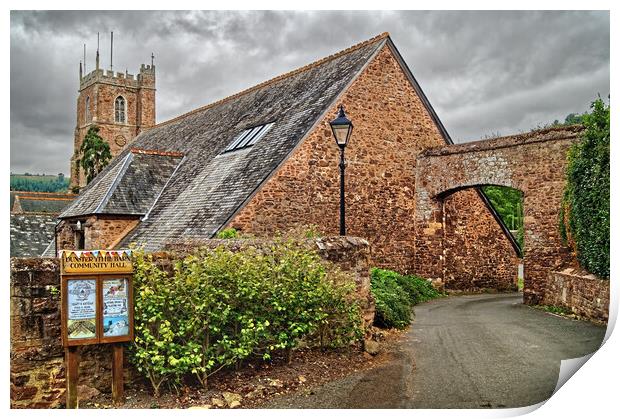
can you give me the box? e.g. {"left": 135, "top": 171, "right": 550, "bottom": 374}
{"left": 265, "top": 293, "right": 606, "bottom": 408}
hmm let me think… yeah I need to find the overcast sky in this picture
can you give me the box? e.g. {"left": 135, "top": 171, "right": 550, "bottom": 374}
{"left": 10, "top": 10, "right": 609, "bottom": 175}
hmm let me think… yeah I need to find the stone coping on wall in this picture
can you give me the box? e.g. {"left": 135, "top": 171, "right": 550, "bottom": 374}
{"left": 162, "top": 235, "right": 370, "bottom": 253}
{"left": 420, "top": 125, "right": 584, "bottom": 158}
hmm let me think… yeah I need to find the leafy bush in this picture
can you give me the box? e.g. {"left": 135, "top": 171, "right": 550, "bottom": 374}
{"left": 215, "top": 228, "right": 238, "bottom": 239}
{"left": 559, "top": 98, "right": 610, "bottom": 278}
{"left": 370, "top": 268, "right": 441, "bottom": 329}
{"left": 370, "top": 272, "right": 411, "bottom": 329}
{"left": 131, "top": 240, "right": 362, "bottom": 396}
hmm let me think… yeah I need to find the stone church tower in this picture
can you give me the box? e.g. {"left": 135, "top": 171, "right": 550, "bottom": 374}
{"left": 70, "top": 50, "right": 156, "bottom": 189}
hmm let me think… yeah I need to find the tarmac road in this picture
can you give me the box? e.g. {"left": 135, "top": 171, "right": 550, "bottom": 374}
{"left": 264, "top": 293, "right": 607, "bottom": 409}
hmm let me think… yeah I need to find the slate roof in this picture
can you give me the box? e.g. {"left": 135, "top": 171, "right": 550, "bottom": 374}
{"left": 61, "top": 33, "right": 392, "bottom": 251}
{"left": 60, "top": 149, "right": 184, "bottom": 217}
{"left": 10, "top": 191, "right": 74, "bottom": 213}
{"left": 10, "top": 214, "right": 58, "bottom": 257}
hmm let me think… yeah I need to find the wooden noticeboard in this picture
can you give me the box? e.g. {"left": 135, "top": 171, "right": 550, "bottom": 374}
{"left": 59, "top": 249, "right": 134, "bottom": 408}
{"left": 60, "top": 250, "right": 134, "bottom": 347}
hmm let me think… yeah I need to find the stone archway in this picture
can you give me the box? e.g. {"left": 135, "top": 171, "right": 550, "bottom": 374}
{"left": 413, "top": 126, "right": 582, "bottom": 304}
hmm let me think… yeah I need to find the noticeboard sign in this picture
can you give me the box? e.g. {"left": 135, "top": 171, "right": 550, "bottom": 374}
{"left": 60, "top": 249, "right": 133, "bottom": 275}
{"left": 59, "top": 250, "right": 134, "bottom": 347}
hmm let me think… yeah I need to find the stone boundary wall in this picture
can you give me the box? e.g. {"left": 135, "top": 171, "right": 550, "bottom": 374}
{"left": 543, "top": 268, "right": 609, "bottom": 323}
{"left": 10, "top": 236, "right": 374, "bottom": 408}
{"left": 10, "top": 258, "right": 116, "bottom": 409}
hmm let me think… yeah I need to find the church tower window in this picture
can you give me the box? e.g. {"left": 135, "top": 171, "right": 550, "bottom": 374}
{"left": 114, "top": 96, "right": 126, "bottom": 123}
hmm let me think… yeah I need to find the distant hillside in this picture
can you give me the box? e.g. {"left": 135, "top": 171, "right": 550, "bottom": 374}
{"left": 10, "top": 173, "right": 69, "bottom": 193}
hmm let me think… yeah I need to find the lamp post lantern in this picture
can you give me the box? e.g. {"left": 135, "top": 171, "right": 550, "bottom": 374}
{"left": 330, "top": 105, "right": 353, "bottom": 236}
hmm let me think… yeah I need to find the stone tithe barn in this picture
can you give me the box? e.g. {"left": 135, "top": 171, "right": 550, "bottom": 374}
{"left": 52, "top": 33, "right": 519, "bottom": 288}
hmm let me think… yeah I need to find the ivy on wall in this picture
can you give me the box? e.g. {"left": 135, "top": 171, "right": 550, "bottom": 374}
{"left": 559, "top": 98, "right": 610, "bottom": 278}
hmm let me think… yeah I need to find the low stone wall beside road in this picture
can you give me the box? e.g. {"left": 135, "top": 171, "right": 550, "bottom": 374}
{"left": 543, "top": 268, "right": 609, "bottom": 323}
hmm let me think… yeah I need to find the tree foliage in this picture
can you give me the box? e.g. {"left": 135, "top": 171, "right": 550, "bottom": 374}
{"left": 482, "top": 186, "right": 524, "bottom": 249}
{"left": 551, "top": 112, "right": 585, "bottom": 127}
{"left": 10, "top": 173, "right": 69, "bottom": 192}
{"left": 80, "top": 126, "right": 112, "bottom": 184}
{"left": 131, "top": 240, "right": 362, "bottom": 396}
{"left": 559, "top": 98, "right": 610, "bottom": 278}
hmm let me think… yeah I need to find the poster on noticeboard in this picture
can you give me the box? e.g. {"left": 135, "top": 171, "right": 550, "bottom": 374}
{"left": 102, "top": 278, "right": 130, "bottom": 337}
{"left": 67, "top": 279, "right": 97, "bottom": 340}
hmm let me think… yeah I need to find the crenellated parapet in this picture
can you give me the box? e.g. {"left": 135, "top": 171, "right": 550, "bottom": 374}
{"left": 79, "top": 64, "right": 155, "bottom": 91}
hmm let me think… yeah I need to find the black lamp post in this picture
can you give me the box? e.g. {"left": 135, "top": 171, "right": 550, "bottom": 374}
{"left": 330, "top": 105, "right": 353, "bottom": 236}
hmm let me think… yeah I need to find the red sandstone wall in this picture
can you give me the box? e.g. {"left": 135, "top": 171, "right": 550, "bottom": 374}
{"left": 87, "top": 216, "right": 140, "bottom": 249}
{"left": 56, "top": 215, "right": 139, "bottom": 252}
{"left": 443, "top": 189, "right": 519, "bottom": 291}
{"left": 10, "top": 258, "right": 115, "bottom": 408}
{"left": 543, "top": 268, "right": 609, "bottom": 323}
{"left": 228, "top": 45, "right": 446, "bottom": 273}
{"left": 414, "top": 128, "right": 580, "bottom": 303}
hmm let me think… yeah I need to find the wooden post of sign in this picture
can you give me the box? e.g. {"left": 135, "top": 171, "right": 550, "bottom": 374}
{"left": 112, "top": 344, "right": 124, "bottom": 405}
{"left": 65, "top": 346, "right": 80, "bottom": 409}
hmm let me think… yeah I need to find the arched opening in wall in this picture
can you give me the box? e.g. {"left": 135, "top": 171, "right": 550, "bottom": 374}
{"left": 480, "top": 185, "right": 525, "bottom": 290}
{"left": 439, "top": 185, "right": 524, "bottom": 293}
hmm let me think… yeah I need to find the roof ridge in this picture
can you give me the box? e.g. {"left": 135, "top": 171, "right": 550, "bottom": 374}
{"left": 154, "top": 32, "right": 390, "bottom": 129}
{"left": 11, "top": 190, "right": 75, "bottom": 197}
{"left": 10, "top": 211, "right": 61, "bottom": 216}
{"left": 13, "top": 196, "right": 74, "bottom": 202}
{"left": 130, "top": 148, "right": 184, "bottom": 157}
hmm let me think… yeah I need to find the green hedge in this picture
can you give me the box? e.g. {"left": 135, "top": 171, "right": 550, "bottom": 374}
{"left": 370, "top": 268, "right": 442, "bottom": 329}
{"left": 131, "top": 240, "right": 362, "bottom": 396}
{"left": 560, "top": 98, "right": 610, "bottom": 278}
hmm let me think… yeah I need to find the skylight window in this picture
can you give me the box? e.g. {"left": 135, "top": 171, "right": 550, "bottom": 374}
{"left": 224, "top": 122, "right": 274, "bottom": 153}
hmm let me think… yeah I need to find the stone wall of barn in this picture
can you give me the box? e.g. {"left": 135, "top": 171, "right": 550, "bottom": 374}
{"left": 56, "top": 215, "right": 140, "bottom": 253}
{"left": 10, "top": 236, "right": 373, "bottom": 408}
{"left": 227, "top": 43, "right": 517, "bottom": 280}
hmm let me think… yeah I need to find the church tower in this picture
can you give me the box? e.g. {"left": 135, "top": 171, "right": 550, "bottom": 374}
{"left": 70, "top": 47, "right": 156, "bottom": 189}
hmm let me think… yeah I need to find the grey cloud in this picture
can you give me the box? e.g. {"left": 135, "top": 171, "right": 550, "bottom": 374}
{"left": 10, "top": 10, "right": 609, "bottom": 174}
